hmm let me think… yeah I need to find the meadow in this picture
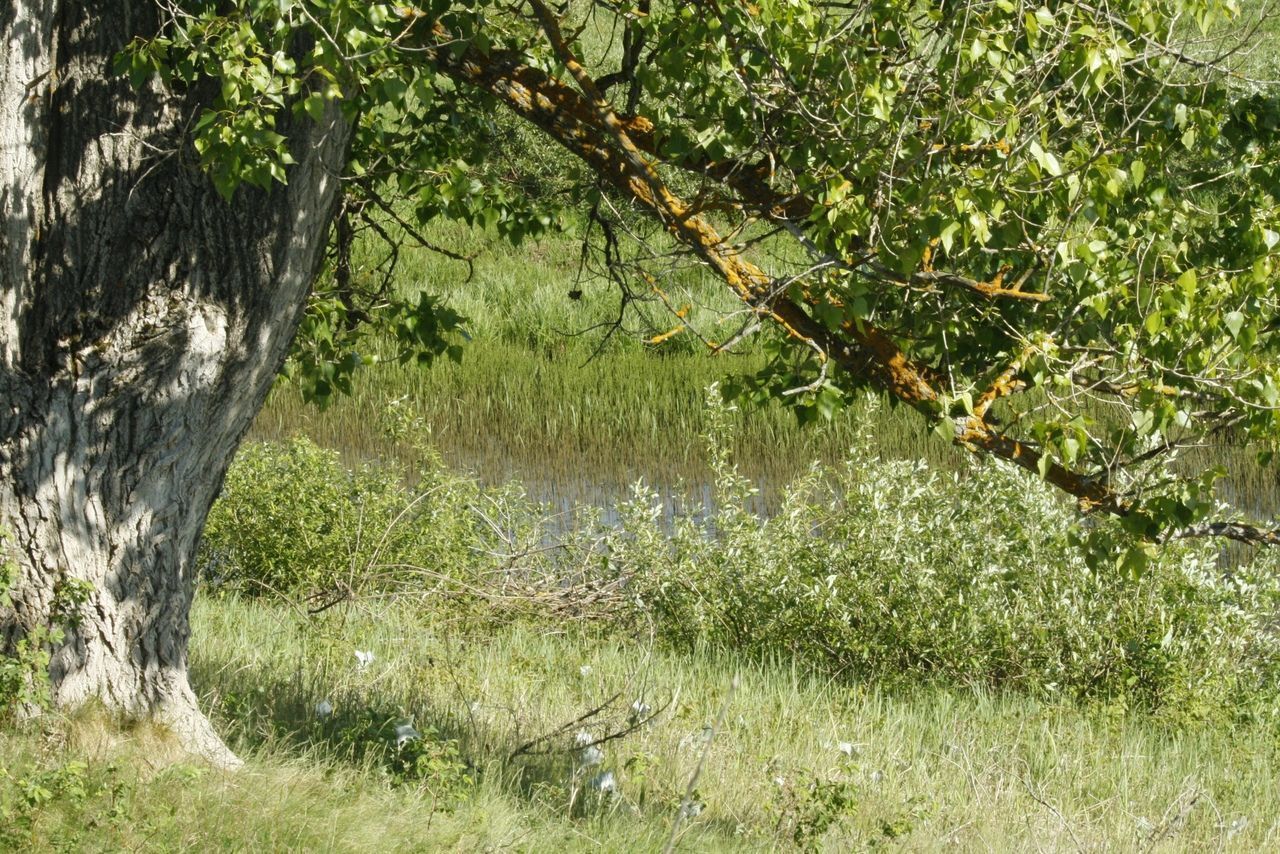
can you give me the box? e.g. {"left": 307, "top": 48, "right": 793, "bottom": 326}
{"left": 4, "top": 597, "right": 1277, "bottom": 851}
{"left": 250, "top": 217, "right": 962, "bottom": 518}
{"left": 252, "top": 217, "right": 1280, "bottom": 519}
{"left": 7, "top": 288, "right": 1280, "bottom": 848}
{"left": 7, "top": 3, "right": 1280, "bottom": 851}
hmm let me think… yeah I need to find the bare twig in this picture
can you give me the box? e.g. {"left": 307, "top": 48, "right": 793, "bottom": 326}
{"left": 662, "top": 674, "right": 739, "bottom": 854}
{"left": 1015, "top": 762, "right": 1086, "bottom": 854}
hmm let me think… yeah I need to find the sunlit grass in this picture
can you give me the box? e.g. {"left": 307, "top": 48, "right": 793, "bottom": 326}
{"left": 185, "top": 595, "right": 1280, "bottom": 851}
{"left": 256, "top": 218, "right": 964, "bottom": 513}
{"left": 7, "top": 596, "right": 1277, "bottom": 851}
{"left": 257, "top": 212, "right": 1280, "bottom": 521}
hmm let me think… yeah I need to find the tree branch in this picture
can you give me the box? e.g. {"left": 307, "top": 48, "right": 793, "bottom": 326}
{"left": 407, "top": 16, "right": 1279, "bottom": 545}
{"left": 1166, "top": 522, "right": 1280, "bottom": 548}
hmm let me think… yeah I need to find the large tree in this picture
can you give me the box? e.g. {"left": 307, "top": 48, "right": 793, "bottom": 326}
{"left": 1, "top": 2, "right": 352, "bottom": 764}
{"left": 2, "top": 0, "right": 1279, "bottom": 763}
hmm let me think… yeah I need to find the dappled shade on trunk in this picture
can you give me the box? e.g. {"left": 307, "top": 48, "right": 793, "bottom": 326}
{"left": 0, "top": 1, "right": 350, "bottom": 764}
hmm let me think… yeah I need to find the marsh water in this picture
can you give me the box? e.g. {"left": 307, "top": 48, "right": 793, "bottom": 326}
{"left": 249, "top": 352, "right": 1280, "bottom": 536}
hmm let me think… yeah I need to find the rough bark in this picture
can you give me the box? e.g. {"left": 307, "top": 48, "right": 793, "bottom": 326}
{"left": 0, "top": 1, "right": 350, "bottom": 764}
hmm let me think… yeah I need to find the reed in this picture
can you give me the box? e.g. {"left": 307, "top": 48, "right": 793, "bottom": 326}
{"left": 256, "top": 216, "right": 1280, "bottom": 520}
{"left": 256, "top": 218, "right": 960, "bottom": 512}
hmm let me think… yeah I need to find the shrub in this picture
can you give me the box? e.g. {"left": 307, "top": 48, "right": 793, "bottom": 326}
{"left": 200, "top": 436, "right": 551, "bottom": 606}
{"left": 202, "top": 398, "right": 1280, "bottom": 718}
{"left": 611, "top": 392, "right": 1280, "bottom": 719}
{"left": 1, "top": 530, "right": 92, "bottom": 722}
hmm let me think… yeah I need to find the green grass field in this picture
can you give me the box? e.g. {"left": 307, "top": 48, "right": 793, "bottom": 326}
{"left": 252, "top": 217, "right": 970, "bottom": 517}
{"left": 3, "top": 596, "right": 1278, "bottom": 851}
{"left": 255, "top": 213, "right": 1280, "bottom": 519}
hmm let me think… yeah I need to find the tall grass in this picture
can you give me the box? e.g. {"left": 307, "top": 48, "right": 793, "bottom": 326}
{"left": 258, "top": 211, "right": 1280, "bottom": 521}
{"left": 256, "top": 219, "right": 962, "bottom": 514}
{"left": 188, "top": 597, "right": 1279, "bottom": 851}
{"left": 6, "top": 597, "right": 1278, "bottom": 851}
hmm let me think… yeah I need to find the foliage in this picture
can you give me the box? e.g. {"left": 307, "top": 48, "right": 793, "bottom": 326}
{"left": 611, "top": 392, "right": 1280, "bottom": 717}
{"left": 208, "top": 392, "right": 1280, "bottom": 718}
{"left": 0, "top": 757, "right": 131, "bottom": 851}
{"left": 200, "top": 433, "right": 544, "bottom": 604}
{"left": 0, "top": 531, "right": 41, "bottom": 720}
{"left": 119, "top": 0, "right": 1280, "bottom": 546}
{"left": 201, "top": 436, "right": 383, "bottom": 596}
{"left": 614, "top": 0, "right": 1280, "bottom": 498}
{"left": 0, "top": 531, "right": 92, "bottom": 723}
{"left": 772, "top": 773, "right": 861, "bottom": 851}
{"left": 283, "top": 291, "right": 467, "bottom": 407}
{"left": 254, "top": 213, "right": 1280, "bottom": 536}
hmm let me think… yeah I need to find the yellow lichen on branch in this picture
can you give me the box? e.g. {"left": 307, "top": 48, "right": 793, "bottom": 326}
{"left": 417, "top": 13, "right": 1128, "bottom": 522}
{"left": 647, "top": 325, "right": 686, "bottom": 345}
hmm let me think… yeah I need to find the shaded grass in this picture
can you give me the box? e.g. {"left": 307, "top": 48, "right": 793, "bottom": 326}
{"left": 10, "top": 594, "right": 1266, "bottom": 851}
{"left": 8, "top": 594, "right": 1277, "bottom": 851}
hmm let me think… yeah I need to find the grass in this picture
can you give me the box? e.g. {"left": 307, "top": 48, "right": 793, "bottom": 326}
{"left": 255, "top": 218, "right": 964, "bottom": 513}
{"left": 8, "top": 7, "right": 1280, "bottom": 851}
{"left": 5, "top": 595, "right": 1278, "bottom": 851}
{"left": 259, "top": 205, "right": 1280, "bottom": 521}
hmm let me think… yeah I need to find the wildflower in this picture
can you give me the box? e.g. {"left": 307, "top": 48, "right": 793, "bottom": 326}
{"left": 394, "top": 721, "right": 420, "bottom": 748}
{"left": 773, "top": 776, "right": 787, "bottom": 787}
{"left": 354, "top": 649, "right": 375, "bottom": 670}
{"left": 590, "top": 770, "right": 617, "bottom": 793}
{"left": 836, "top": 741, "right": 855, "bottom": 758}
{"left": 579, "top": 665, "right": 592, "bottom": 677}
{"left": 314, "top": 699, "right": 334, "bottom": 718}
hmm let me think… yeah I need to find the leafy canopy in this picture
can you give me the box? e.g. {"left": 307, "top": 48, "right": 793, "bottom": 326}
{"left": 123, "top": 0, "right": 1280, "bottom": 555}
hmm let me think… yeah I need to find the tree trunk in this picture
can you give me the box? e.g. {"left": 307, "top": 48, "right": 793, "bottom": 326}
{"left": 0, "top": 2, "right": 350, "bottom": 765}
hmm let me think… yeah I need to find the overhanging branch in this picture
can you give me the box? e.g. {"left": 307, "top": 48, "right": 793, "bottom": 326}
{"left": 1167, "top": 522, "right": 1280, "bottom": 547}
{"left": 403, "top": 14, "right": 1276, "bottom": 547}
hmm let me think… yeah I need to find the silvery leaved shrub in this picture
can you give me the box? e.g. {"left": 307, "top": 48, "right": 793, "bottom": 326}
{"left": 611, "top": 393, "right": 1280, "bottom": 720}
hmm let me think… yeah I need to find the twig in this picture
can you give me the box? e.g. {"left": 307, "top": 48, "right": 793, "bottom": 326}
{"left": 508, "top": 693, "right": 622, "bottom": 761}
{"left": 1145, "top": 787, "right": 1201, "bottom": 849}
{"left": 662, "top": 674, "right": 739, "bottom": 854}
{"left": 1015, "top": 762, "right": 1086, "bottom": 854}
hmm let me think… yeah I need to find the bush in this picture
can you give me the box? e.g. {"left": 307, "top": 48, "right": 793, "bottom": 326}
{"left": 1, "top": 530, "right": 91, "bottom": 722}
{"left": 610, "top": 393, "right": 1280, "bottom": 719}
{"left": 202, "top": 398, "right": 1280, "bottom": 719}
{"left": 200, "top": 436, "right": 550, "bottom": 606}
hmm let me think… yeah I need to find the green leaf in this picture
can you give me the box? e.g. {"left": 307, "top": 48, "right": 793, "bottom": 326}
{"left": 1176, "top": 268, "right": 1197, "bottom": 296}
{"left": 1130, "top": 159, "right": 1145, "bottom": 186}
{"left": 939, "top": 221, "right": 961, "bottom": 254}
{"left": 1130, "top": 409, "right": 1155, "bottom": 436}
{"left": 302, "top": 92, "right": 326, "bottom": 121}
{"left": 1028, "top": 141, "right": 1062, "bottom": 177}
{"left": 1224, "top": 311, "right": 1245, "bottom": 338}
